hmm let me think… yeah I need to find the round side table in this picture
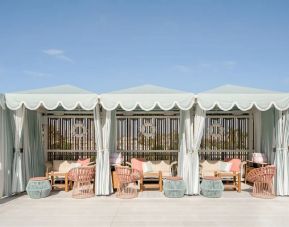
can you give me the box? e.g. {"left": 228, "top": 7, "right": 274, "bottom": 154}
{"left": 26, "top": 177, "right": 51, "bottom": 199}
{"left": 200, "top": 176, "right": 224, "bottom": 198}
{"left": 163, "top": 176, "right": 186, "bottom": 198}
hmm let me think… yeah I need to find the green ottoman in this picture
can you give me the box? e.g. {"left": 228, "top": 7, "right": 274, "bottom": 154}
{"left": 200, "top": 176, "right": 224, "bottom": 198}
{"left": 26, "top": 177, "right": 51, "bottom": 199}
{"left": 164, "top": 176, "right": 186, "bottom": 198}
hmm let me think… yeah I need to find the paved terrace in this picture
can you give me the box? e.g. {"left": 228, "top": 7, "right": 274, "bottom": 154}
{"left": 1, "top": 184, "right": 289, "bottom": 227}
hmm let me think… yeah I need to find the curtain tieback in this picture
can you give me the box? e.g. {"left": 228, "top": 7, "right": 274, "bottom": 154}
{"left": 13, "top": 148, "right": 23, "bottom": 153}
{"left": 276, "top": 147, "right": 289, "bottom": 152}
{"left": 98, "top": 149, "right": 110, "bottom": 153}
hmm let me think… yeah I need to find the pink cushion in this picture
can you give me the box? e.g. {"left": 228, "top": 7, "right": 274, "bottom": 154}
{"left": 77, "top": 158, "right": 90, "bottom": 166}
{"left": 226, "top": 159, "right": 241, "bottom": 172}
{"left": 131, "top": 158, "right": 145, "bottom": 172}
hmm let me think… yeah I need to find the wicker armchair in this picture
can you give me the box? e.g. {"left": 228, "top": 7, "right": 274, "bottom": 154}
{"left": 115, "top": 166, "right": 141, "bottom": 199}
{"left": 246, "top": 165, "right": 276, "bottom": 199}
{"left": 68, "top": 165, "right": 95, "bottom": 199}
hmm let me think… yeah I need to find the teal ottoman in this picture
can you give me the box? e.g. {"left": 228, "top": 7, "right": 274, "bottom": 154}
{"left": 200, "top": 176, "right": 224, "bottom": 198}
{"left": 26, "top": 177, "right": 51, "bottom": 199}
{"left": 163, "top": 176, "right": 186, "bottom": 198}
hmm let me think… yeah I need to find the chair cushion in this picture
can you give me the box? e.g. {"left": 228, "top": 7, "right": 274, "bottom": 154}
{"left": 149, "top": 160, "right": 171, "bottom": 173}
{"left": 219, "top": 162, "right": 232, "bottom": 172}
{"left": 53, "top": 160, "right": 75, "bottom": 173}
{"left": 142, "top": 162, "right": 153, "bottom": 173}
{"left": 200, "top": 160, "right": 221, "bottom": 177}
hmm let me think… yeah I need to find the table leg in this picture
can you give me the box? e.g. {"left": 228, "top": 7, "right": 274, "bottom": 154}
{"left": 50, "top": 175, "right": 54, "bottom": 190}
{"left": 140, "top": 175, "right": 143, "bottom": 192}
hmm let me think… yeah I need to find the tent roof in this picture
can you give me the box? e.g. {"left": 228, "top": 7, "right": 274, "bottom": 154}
{"left": 197, "top": 84, "right": 289, "bottom": 111}
{"left": 100, "top": 84, "right": 195, "bottom": 111}
{"left": 5, "top": 85, "right": 98, "bottom": 110}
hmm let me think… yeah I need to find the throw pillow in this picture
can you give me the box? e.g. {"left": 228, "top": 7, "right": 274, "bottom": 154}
{"left": 227, "top": 159, "right": 241, "bottom": 172}
{"left": 219, "top": 162, "right": 232, "bottom": 172}
{"left": 77, "top": 158, "right": 90, "bottom": 166}
{"left": 142, "top": 162, "right": 153, "bottom": 173}
{"left": 70, "top": 162, "right": 81, "bottom": 170}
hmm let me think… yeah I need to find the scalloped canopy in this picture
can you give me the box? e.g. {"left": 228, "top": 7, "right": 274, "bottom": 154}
{"left": 5, "top": 85, "right": 98, "bottom": 110}
{"left": 100, "top": 84, "right": 195, "bottom": 111}
{"left": 197, "top": 84, "right": 289, "bottom": 111}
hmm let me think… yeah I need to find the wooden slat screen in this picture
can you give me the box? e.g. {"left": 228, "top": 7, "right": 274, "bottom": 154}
{"left": 201, "top": 115, "right": 251, "bottom": 151}
{"left": 116, "top": 116, "right": 179, "bottom": 151}
{"left": 47, "top": 116, "right": 96, "bottom": 161}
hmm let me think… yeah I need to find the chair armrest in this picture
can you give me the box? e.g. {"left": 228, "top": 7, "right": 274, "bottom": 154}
{"left": 170, "top": 161, "right": 178, "bottom": 168}
{"left": 88, "top": 161, "right": 96, "bottom": 166}
{"left": 45, "top": 161, "right": 53, "bottom": 175}
{"left": 126, "top": 162, "right": 132, "bottom": 167}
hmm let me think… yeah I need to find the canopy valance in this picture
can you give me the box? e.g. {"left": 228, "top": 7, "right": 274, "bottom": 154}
{"left": 5, "top": 85, "right": 98, "bottom": 110}
{"left": 100, "top": 84, "right": 195, "bottom": 111}
{"left": 197, "top": 85, "right": 289, "bottom": 111}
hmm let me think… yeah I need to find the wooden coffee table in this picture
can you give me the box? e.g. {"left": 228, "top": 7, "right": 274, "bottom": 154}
{"left": 214, "top": 171, "right": 241, "bottom": 192}
{"left": 140, "top": 172, "right": 163, "bottom": 192}
{"left": 47, "top": 172, "right": 69, "bottom": 192}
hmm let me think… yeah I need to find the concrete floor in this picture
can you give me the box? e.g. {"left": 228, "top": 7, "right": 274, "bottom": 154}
{"left": 1, "top": 184, "right": 289, "bottom": 227}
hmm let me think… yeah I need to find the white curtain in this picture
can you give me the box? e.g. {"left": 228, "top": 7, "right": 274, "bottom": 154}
{"left": 94, "top": 104, "right": 114, "bottom": 195}
{"left": 178, "top": 106, "right": 206, "bottom": 195}
{"left": 11, "top": 106, "right": 26, "bottom": 193}
{"left": 261, "top": 108, "right": 275, "bottom": 164}
{"left": 23, "top": 110, "right": 45, "bottom": 182}
{"left": 254, "top": 108, "right": 262, "bottom": 153}
{"left": 0, "top": 107, "right": 13, "bottom": 197}
{"left": 274, "top": 110, "right": 289, "bottom": 196}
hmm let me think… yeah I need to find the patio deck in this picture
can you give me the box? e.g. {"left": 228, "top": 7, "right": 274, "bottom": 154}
{"left": 1, "top": 183, "right": 289, "bottom": 227}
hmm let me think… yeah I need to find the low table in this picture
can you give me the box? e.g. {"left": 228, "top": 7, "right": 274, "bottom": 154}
{"left": 26, "top": 177, "right": 51, "bottom": 199}
{"left": 163, "top": 176, "right": 185, "bottom": 198}
{"left": 47, "top": 172, "right": 69, "bottom": 192}
{"left": 200, "top": 176, "right": 224, "bottom": 198}
{"left": 140, "top": 172, "right": 163, "bottom": 192}
{"left": 215, "top": 171, "right": 241, "bottom": 192}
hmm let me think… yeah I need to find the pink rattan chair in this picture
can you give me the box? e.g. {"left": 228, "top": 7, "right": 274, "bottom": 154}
{"left": 115, "top": 166, "right": 141, "bottom": 199}
{"left": 68, "top": 165, "right": 95, "bottom": 199}
{"left": 246, "top": 165, "right": 276, "bottom": 199}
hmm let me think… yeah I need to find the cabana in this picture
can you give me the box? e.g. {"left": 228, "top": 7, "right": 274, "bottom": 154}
{"left": 0, "top": 85, "right": 99, "bottom": 197}
{"left": 99, "top": 84, "right": 197, "bottom": 194}
{"left": 1, "top": 83, "right": 289, "bottom": 198}
{"left": 197, "top": 85, "right": 289, "bottom": 196}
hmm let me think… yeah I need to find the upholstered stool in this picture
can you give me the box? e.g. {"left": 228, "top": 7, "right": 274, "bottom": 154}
{"left": 200, "top": 176, "right": 224, "bottom": 198}
{"left": 163, "top": 176, "right": 186, "bottom": 198}
{"left": 26, "top": 177, "right": 51, "bottom": 199}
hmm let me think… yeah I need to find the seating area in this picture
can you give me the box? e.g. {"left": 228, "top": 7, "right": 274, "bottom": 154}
{"left": 35, "top": 153, "right": 278, "bottom": 200}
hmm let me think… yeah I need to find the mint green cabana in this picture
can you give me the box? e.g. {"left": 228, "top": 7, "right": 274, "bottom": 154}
{"left": 100, "top": 85, "right": 196, "bottom": 195}
{"left": 4, "top": 85, "right": 99, "bottom": 195}
{"left": 197, "top": 84, "right": 289, "bottom": 196}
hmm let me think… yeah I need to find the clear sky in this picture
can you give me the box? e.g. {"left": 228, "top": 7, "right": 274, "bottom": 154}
{"left": 0, "top": 0, "right": 289, "bottom": 93}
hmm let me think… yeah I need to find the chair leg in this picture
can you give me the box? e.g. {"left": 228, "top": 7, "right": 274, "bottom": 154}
{"left": 140, "top": 176, "right": 143, "bottom": 192}
{"left": 65, "top": 174, "right": 68, "bottom": 192}
{"left": 238, "top": 173, "right": 241, "bottom": 192}
{"left": 159, "top": 171, "right": 163, "bottom": 192}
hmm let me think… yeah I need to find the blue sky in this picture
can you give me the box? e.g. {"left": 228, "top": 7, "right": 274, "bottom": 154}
{"left": 0, "top": 0, "right": 289, "bottom": 93}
